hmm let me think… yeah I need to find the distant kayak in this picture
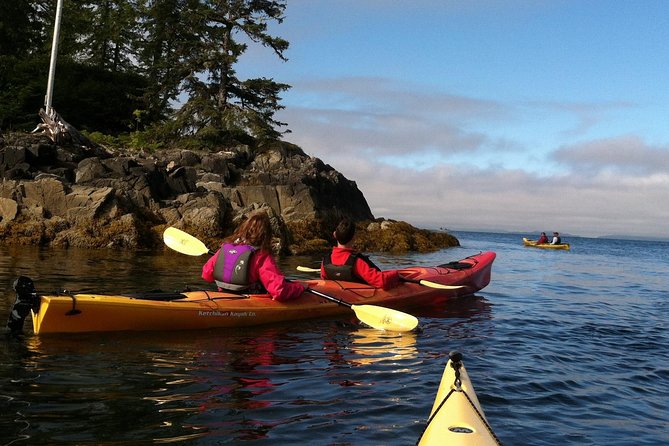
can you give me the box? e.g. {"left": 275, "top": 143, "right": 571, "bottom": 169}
{"left": 523, "top": 237, "right": 570, "bottom": 250}
{"left": 417, "top": 352, "right": 501, "bottom": 445}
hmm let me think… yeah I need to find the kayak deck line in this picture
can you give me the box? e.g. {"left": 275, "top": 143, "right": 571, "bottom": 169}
{"left": 50, "top": 289, "right": 259, "bottom": 302}
{"left": 417, "top": 351, "right": 501, "bottom": 446}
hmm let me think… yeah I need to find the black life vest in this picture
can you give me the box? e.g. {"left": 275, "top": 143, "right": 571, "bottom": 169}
{"left": 322, "top": 252, "right": 380, "bottom": 283}
{"left": 213, "top": 243, "right": 255, "bottom": 291}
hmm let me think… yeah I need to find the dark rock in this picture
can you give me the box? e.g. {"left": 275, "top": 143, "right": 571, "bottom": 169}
{"left": 27, "top": 144, "right": 58, "bottom": 165}
{"left": 5, "top": 163, "right": 32, "bottom": 180}
{"left": 76, "top": 157, "right": 107, "bottom": 183}
{"left": 0, "top": 132, "right": 459, "bottom": 253}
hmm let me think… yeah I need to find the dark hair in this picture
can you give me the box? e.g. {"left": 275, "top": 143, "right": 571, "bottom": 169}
{"left": 227, "top": 212, "right": 273, "bottom": 252}
{"left": 334, "top": 218, "right": 356, "bottom": 245}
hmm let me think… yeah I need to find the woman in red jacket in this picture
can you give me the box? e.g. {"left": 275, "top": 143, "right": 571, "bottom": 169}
{"left": 320, "top": 218, "right": 400, "bottom": 290}
{"left": 202, "top": 211, "right": 305, "bottom": 301}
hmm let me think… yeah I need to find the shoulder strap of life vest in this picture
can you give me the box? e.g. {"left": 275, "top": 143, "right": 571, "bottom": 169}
{"left": 356, "top": 252, "right": 381, "bottom": 272}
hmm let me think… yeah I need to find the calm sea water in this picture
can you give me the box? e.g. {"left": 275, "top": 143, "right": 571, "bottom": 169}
{"left": 1, "top": 232, "right": 667, "bottom": 445}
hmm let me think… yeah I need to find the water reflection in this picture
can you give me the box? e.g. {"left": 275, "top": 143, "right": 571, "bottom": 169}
{"left": 135, "top": 327, "right": 315, "bottom": 442}
{"left": 0, "top": 245, "right": 491, "bottom": 445}
{"left": 0, "top": 245, "right": 205, "bottom": 296}
{"left": 410, "top": 294, "right": 493, "bottom": 320}
{"left": 2, "top": 236, "right": 668, "bottom": 445}
{"left": 349, "top": 328, "right": 418, "bottom": 366}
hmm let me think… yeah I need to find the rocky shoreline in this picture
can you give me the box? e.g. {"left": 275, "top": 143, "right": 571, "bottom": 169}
{"left": 0, "top": 132, "right": 458, "bottom": 254}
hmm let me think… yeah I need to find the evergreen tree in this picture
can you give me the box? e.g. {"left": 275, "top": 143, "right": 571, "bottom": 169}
{"left": 136, "top": 0, "right": 189, "bottom": 124}
{"left": 145, "top": 0, "right": 291, "bottom": 143}
{"left": 76, "top": 0, "right": 140, "bottom": 72}
{"left": 0, "top": 0, "right": 48, "bottom": 57}
{"left": 0, "top": 0, "right": 47, "bottom": 129}
{"left": 1, "top": 0, "right": 148, "bottom": 132}
{"left": 2, "top": 0, "right": 292, "bottom": 141}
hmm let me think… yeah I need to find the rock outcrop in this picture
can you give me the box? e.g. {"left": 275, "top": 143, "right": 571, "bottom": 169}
{"left": 0, "top": 132, "right": 458, "bottom": 253}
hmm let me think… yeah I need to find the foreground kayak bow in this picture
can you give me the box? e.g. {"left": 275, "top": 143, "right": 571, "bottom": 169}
{"left": 417, "top": 351, "right": 501, "bottom": 445}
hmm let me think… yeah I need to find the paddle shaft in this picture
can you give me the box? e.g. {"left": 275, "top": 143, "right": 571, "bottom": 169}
{"left": 307, "top": 288, "right": 352, "bottom": 308}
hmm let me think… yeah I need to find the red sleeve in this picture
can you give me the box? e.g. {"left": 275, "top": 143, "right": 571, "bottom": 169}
{"left": 201, "top": 249, "right": 220, "bottom": 282}
{"left": 353, "top": 258, "right": 400, "bottom": 290}
{"left": 253, "top": 251, "right": 306, "bottom": 301}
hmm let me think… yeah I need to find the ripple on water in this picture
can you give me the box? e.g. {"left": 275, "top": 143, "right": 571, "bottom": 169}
{"left": 1, "top": 235, "right": 668, "bottom": 445}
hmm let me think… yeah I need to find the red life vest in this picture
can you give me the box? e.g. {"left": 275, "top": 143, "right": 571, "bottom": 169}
{"left": 322, "top": 252, "right": 380, "bottom": 283}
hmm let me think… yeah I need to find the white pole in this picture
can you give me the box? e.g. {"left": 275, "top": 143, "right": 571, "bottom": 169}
{"left": 45, "top": 0, "right": 64, "bottom": 113}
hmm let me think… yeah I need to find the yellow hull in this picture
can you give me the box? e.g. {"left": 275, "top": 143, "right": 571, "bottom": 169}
{"left": 418, "top": 355, "right": 500, "bottom": 446}
{"left": 31, "top": 289, "right": 350, "bottom": 334}
{"left": 29, "top": 279, "right": 466, "bottom": 334}
{"left": 523, "top": 237, "right": 570, "bottom": 250}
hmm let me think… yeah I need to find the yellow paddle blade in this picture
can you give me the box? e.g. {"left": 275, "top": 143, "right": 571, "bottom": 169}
{"left": 163, "top": 227, "right": 210, "bottom": 256}
{"left": 351, "top": 304, "right": 419, "bottom": 332}
{"left": 297, "top": 266, "right": 320, "bottom": 272}
{"left": 418, "top": 280, "right": 465, "bottom": 290}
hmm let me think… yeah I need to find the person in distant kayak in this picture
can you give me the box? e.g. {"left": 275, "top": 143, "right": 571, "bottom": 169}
{"left": 202, "top": 211, "right": 306, "bottom": 301}
{"left": 550, "top": 232, "right": 562, "bottom": 244}
{"left": 320, "top": 218, "right": 400, "bottom": 289}
{"left": 537, "top": 232, "right": 549, "bottom": 244}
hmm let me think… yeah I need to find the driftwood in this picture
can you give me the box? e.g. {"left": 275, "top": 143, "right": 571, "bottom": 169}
{"left": 32, "top": 107, "right": 94, "bottom": 147}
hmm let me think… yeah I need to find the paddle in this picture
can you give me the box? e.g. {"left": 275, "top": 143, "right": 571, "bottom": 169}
{"left": 307, "top": 289, "right": 418, "bottom": 332}
{"left": 163, "top": 227, "right": 214, "bottom": 256}
{"left": 162, "top": 227, "right": 419, "bottom": 332}
{"left": 296, "top": 266, "right": 465, "bottom": 290}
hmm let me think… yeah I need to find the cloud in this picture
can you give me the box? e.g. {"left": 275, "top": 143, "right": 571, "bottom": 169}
{"left": 280, "top": 76, "right": 509, "bottom": 158}
{"left": 553, "top": 135, "right": 669, "bottom": 175}
{"left": 277, "top": 77, "right": 669, "bottom": 239}
{"left": 344, "top": 160, "right": 669, "bottom": 238}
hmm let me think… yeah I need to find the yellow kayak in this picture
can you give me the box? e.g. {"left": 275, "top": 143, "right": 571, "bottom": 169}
{"left": 523, "top": 237, "right": 570, "bottom": 250}
{"left": 417, "top": 352, "right": 501, "bottom": 446}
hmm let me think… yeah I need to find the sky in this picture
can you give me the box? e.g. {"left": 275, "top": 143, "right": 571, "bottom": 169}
{"left": 238, "top": 0, "right": 669, "bottom": 240}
